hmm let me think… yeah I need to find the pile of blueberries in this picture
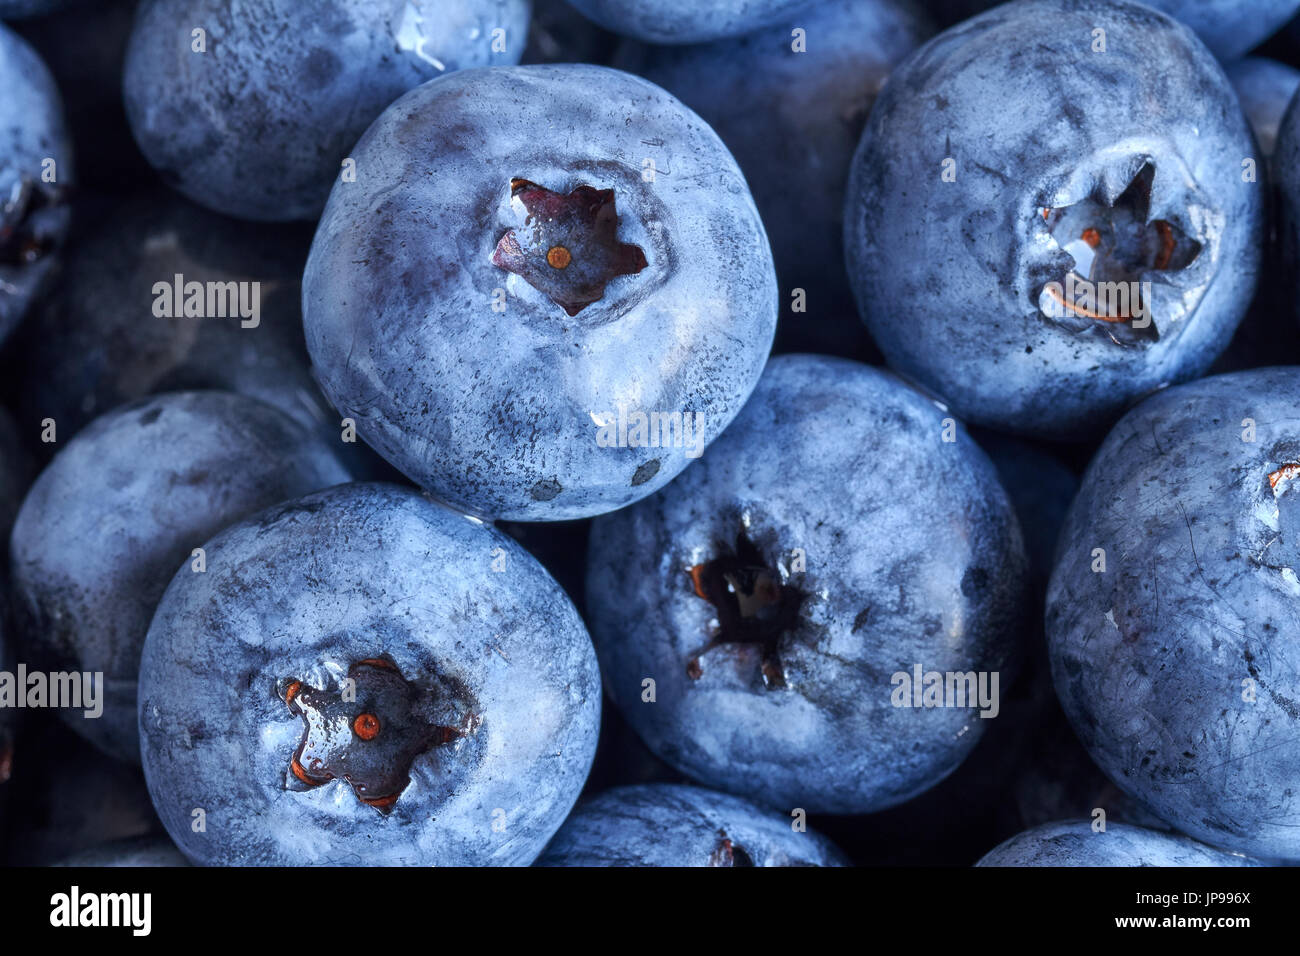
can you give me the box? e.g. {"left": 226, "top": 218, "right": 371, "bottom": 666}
{"left": 0, "top": 0, "right": 1298, "bottom": 868}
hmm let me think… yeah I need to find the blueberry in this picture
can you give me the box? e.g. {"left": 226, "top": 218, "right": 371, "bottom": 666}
{"left": 564, "top": 0, "right": 815, "bottom": 44}
{"left": 138, "top": 482, "right": 601, "bottom": 865}
{"left": 536, "top": 783, "right": 847, "bottom": 865}
{"left": 0, "top": 20, "right": 71, "bottom": 346}
{"left": 1227, "top": 58, "right": 1300, "bottom": 164}
{"left": 123, "top": 0, "right": 531, "bottom": 221}
{"left": 9, "top": 391, "right": 351, "bottom": 763}
{"left": 2, "top": 717, "right": 162, "bottom": 866}
{"left": 844, "top": 0, "right": 1262, "bottom": 438}
{"left": 54, "top": 835, "right": 189, "bottom": 868}
{"left": 1140, "top": 0, "right": 1300, "bottom": 61}
{"left": 1046, "top": 367, "right": 1300, "bottom": 861}
{"left": 0, "top": 0, "right": 77, "bottom": 18}
{"left": 977, "top": 820, "right": 1260, "bottom": 867}
{"left": 303, "top": 64, "right": 777, "bottom": 520}
{"left": 586, "top": 354, "right": 1026, "bottom": 813}
{"left": 4, "top": 190, "right": 396, "bottom": 483}
{"left": 620, "top": 0, "right": 932, "bottom": 356}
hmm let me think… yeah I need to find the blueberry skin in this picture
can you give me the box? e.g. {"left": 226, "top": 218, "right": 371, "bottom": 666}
{"left": 303, "top": 64, "right": 777, "bottom": 521}
{"left": 844, "top": 0, "right": 1262, "bottom": 439}
{"left": 977, "top": 821, "right": 1260, "bottom": 867}
{"left": 1227, "top": 58, "right": 1300, "bottom": 163}
{"left": 138, "top": 482, "right": 602, "bottom": 866}
{"left": 563, "top": 0, "right": 814, "bottom": 44}
{"left": 123, "top": 0, "right": 531, "bottom": 221}
{"left": 1141, "top": 0, "right": 1300, "bottom": 62}
{"left": 537, "top": 783, "right": 847, "bottom": 866}
{"left": 621, "top": 0, "right": 932, "bottom": 356}
{"left": 55, "top": 836, "right": 189, "bottom": 868}
{"left": 0, "top": 0, "right": 78, "bottom": 18}
{"left": 9, "top": 391, "right": 351, "bottom": 764}
{"left": 1046, "top": 368, "right": 1300, "bottom": 861}
{"left": 0, "top": 21, "right": 71, "bottom": 346}
{"left": 586, "top": 354, "right": 1027, "bottom": 813}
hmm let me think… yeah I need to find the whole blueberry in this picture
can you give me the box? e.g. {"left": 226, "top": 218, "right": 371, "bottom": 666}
{"left": 537, "top": 783, "right": 847, "bottom": 865}
{"left": 138, "top": 482, "right": 601, "bottom": 866}
{"left": 1047, "top": 367, "right": 1300, "bottom": 861}
{"left": 1227, "top": 58, "right": 1300, "bottom": 164}
{"left": 586, "top": 354, "right": 1027, "bottom": 813}
{"left": 123, "top": 0, "right": 531, "bottom": 221}
{"left": 620, "top": 0, "right": 932, "bottom": 356}
{"left": 0, "top": 20, "right": 71, "bottom": 346}
{"left": 563, "top": 0, "right": 814, "bottom": 44}
{"left": 303, "top": 64, "right": 777, "bottom": 520}
{"left": 845, "top": 0, "right": 1262, "bottom": 438}
{"left": 9, "top": 391, "right": 351, "bottom": 763}
{"left": 977, "top": 820, "right": 1259, "bottom": 867}
{"left": 5, "top": 190, "right": 390, "bottom": 480}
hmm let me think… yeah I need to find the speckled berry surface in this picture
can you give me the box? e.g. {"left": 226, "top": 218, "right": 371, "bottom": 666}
{"left": 537, "top": 783, "right": 847, "bottom": 866}
{"left": 123, "top": 0, "right": 531, "bottom": 221}
{"left": 0, "top": 20, "right": 71, "bottom": 345}
{"left": 303, "top": 64, "right": 777, "bottom": 520}
{"left": 9, "top": 391, "right": 351, "bottom": 763}
{"left": 845, "top": 0, "right": 1262, "bottom": 438}
{"left": 977, "top": 820, "right": 1261, "bottom": 867}
{"left": 138, "top": 482, "right": 601, "bottom": 866}
{"left": 587, "top": 354, "right": 1027, "bottom": 813}
{"left": 563, "top": 0, "right": 814, "bottom": 44}
{"left": 1047, "top": 367, "right": 1300, "bottom": 861}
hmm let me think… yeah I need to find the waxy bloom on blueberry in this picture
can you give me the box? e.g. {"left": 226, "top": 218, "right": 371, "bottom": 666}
{"left": 1047, "top": 368, "right": 1300, "bottom": 862}
{"left": 303, "top": 64, "right": 777, "bottom": 520}
{"left": 138, "top": 483, "right": 601, "bottom": 866}
{"left": 844, "top": 0, "right": 1262, "bottom": 438}
{"left": 587, "top": 355, "right": 1027, "bottom": 813}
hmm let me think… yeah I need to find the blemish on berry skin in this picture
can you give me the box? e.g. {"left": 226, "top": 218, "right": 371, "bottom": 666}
{"left": 1268, "top": 463, "right": 1300, "bottom": 493}
{"left": 491, "top": 178, "right": 648, "bottom": 316}
{"left": 631, "top": 459, "right": 660, "bottom": 486}
{"left": 279, "top": 658, "right": 476, "bottom": 814}
{"left": 530, "top": 477, "right": 562, "bottom": 501}
{"left": 685, "top": 530, "right": 807, "bottom": 690}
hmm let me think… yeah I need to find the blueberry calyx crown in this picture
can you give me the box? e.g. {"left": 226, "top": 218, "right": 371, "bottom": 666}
{"left": 1036, "top": 161, "right": 1201, "bottom": 344}
{"left": 685, "top": 530, "right": 807, "bottom": 690}
{"left": 491, "top": 178, "right": 648, "bottom": 316}
{"left": 0, "top": 177, "right": 61, "bottom": 268}
{"left": 708, "top": 833, "right": 754, "bottom": 867}
{"left": 279, "top": 657, "right": 476, "bottom": 814}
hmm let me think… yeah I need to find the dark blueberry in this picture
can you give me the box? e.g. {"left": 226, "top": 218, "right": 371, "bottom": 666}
{"left": 0, "top": 21, "right": 71, "bottom": 347}
{"left": 619, "top": 0, "right": 932, "bottom": 357}
{"left": 536, "top": 783, "right": 847, "bottom": 866}
{"left": 586, "top": 354, "right": 1027, "bottom": 812}
{"left": 54, "top": 835, "right": 189, "bottom": 867}
{"left": 303, "top": 64, "right": 777, "bottom": 520}
{"left": 977, "top": 820, "right": 1261, "bottom": 867}
{"left": 844, "top": 0, "right": 1262, "bottom": 438}
{"left": 123, "top": 0, "right": 531, "bottom": 221}
{"left": 138, "top": 482, "right": 601, "bottom": 865}
{"left": 1047, "top": 367, "right": 1300, "bottom": 861}
{"left": 9, "top": 391, "right": 351, "bottom": 762}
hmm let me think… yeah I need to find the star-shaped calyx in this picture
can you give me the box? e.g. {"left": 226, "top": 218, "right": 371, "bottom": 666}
{"left": 1036, "top": 161, "right": 1201, "bottom": 344}
{"left": 685, "top": 530, "right": 807, "bottom": 690}
{"left": 0, "top": 177, "right": 61, "bottom": 268}
{"left": 280, "top": 657, "right": 476, "bottom": 814}
{"left": 491, "top": 178, "right": 648, "bottom": 316}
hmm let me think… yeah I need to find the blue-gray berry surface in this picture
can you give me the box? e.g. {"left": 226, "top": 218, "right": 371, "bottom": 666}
{"left": 587, "top": 354, "right": 1027, "bottom": 813}
{"left": 138, "top": 482, "right": 602, "bottom": 865}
